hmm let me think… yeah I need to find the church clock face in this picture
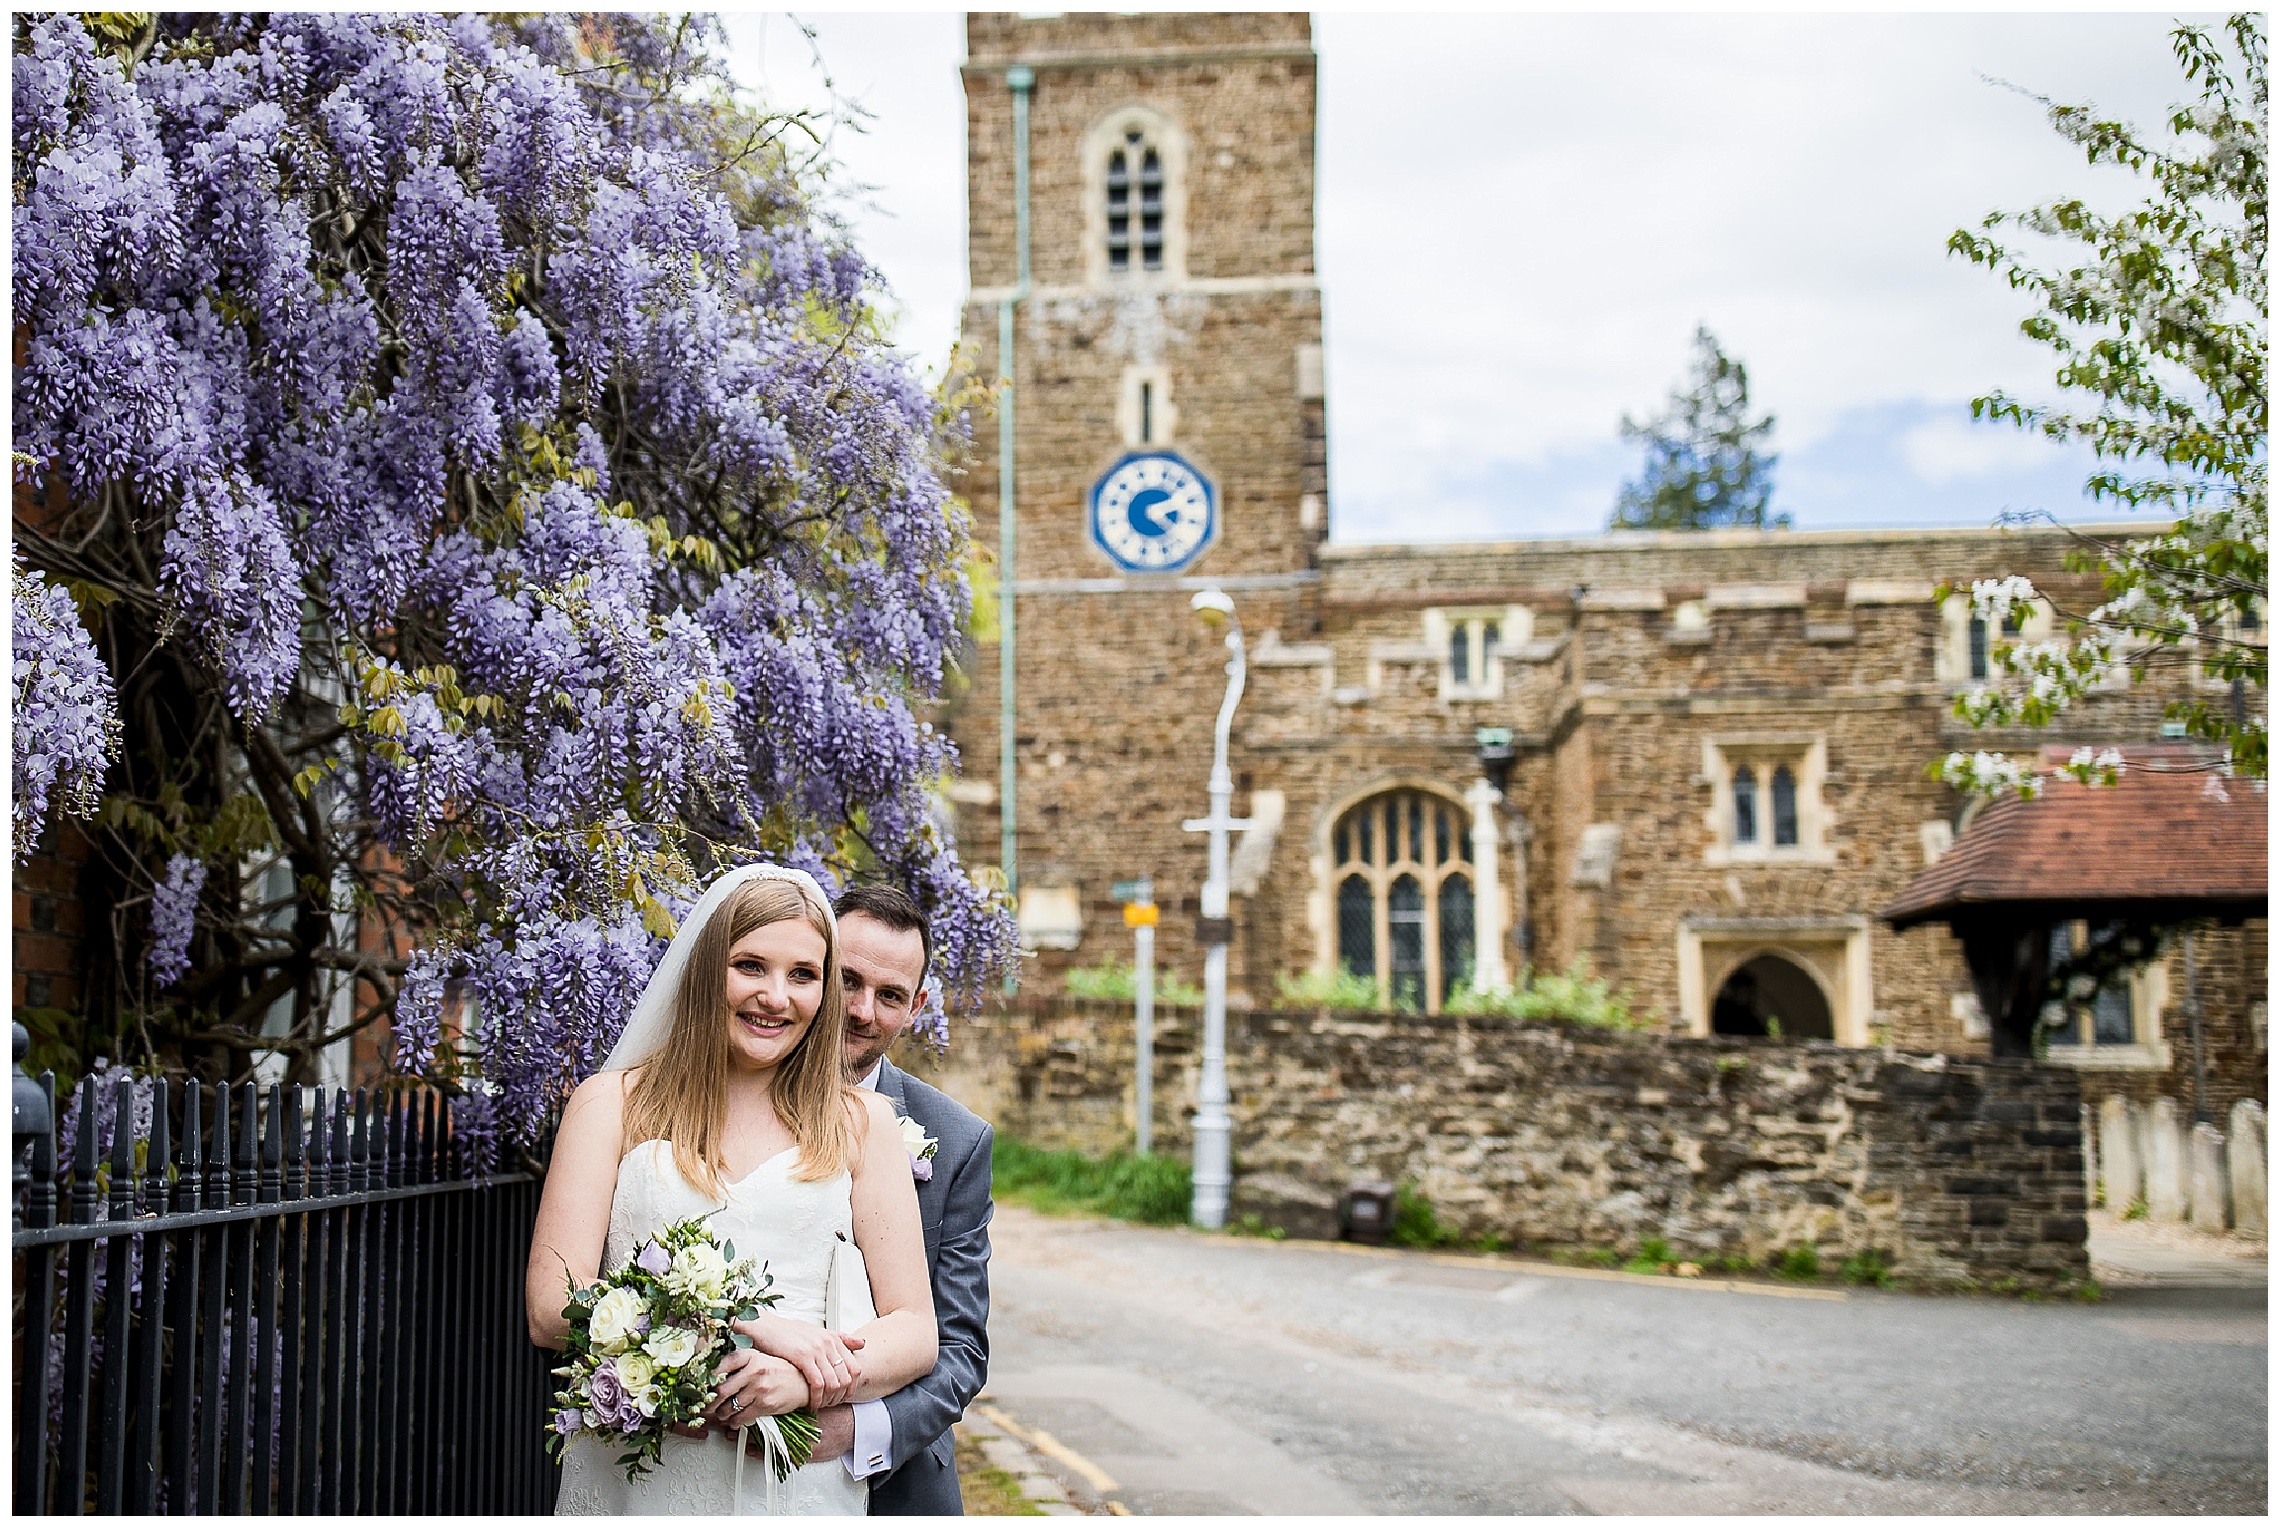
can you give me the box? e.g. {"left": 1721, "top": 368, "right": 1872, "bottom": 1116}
{"left": 1088, "top": 451, "right": 1217, "bottom": 573}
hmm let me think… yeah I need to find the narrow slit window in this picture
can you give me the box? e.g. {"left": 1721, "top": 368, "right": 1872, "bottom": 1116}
{"left": 1968, "top": 616, "right": 1989, "bottom": 681}
{"left": 1733, "top": 764, "right": 1758, "bottom": 845}
{"left": 1139, "top": 380, "right": 1153, "bottom": 443}
{"left": 1481, "top": 621, "right": 1500, "bottom": 671}
{"left": 1434, "top": 806, "right": 1450, "bottom": 866}
{"left": 1771, "top": 765, "right": 1798, "bottom": 847}
{"left": 1448, "top": 624, "right": 1470, "bottom": 684}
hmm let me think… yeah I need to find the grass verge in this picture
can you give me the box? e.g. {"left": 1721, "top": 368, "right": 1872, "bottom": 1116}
{"left": 992, "top": 1136, "right": 1192, "bottom": 1224}
{"left": 955, "top": 1429, "right": 1046, "bottom": 1516}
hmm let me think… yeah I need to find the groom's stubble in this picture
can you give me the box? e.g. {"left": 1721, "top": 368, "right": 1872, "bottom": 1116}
{"left": 837, "top": 911, "right": 930, "bottom": 1079}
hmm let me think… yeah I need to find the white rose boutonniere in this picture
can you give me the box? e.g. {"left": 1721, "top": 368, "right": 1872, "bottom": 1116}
{"left": 899, "top": 1115, "right": 939, "bottom": 1181}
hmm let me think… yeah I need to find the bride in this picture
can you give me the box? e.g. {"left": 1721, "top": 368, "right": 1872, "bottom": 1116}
{"left": 529, "top": 864, "right": 937, "bottom": 1515}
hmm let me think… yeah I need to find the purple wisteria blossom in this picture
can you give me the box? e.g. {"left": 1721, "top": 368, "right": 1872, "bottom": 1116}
{"left": 12, "top": 13, "right": 1017, "bottom": 1135}
{"left": 147, "top": 854, "right": 206, "bottom": 990}
{"left": 11, "top": 554, "right": 120, "bottom": 864}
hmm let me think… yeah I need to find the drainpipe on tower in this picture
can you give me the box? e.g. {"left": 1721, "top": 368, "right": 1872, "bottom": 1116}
{"left": 998, "top": 64, "right": 1033, "bottom": 991}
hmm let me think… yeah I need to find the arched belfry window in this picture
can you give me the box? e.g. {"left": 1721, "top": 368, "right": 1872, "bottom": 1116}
{"left": 1086, "top": 108, "right": 1184, "bottom": 285}
{"left": 1330, "top": 788, "right": 1475, "bottom": 1012}
{"left": 1106, "top": 131, "right": 1163, "bottom": 273}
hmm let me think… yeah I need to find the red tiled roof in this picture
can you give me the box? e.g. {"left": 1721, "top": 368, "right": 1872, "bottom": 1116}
{"left": 1883, "top": 759, "right": 2270, "bottom": 928}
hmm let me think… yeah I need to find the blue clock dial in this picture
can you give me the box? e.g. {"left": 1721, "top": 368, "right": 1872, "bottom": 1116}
{"left": 1089, "top": 452, "right": 1216, "bottom": 573}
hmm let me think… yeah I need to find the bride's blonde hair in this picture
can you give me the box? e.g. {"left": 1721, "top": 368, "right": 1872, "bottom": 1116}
{"left": 623, "top": 877, "right": 860, "bottom": 1196}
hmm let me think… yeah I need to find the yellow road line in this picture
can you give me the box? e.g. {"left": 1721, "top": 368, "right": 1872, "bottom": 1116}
{"left": 975, "top": 1401, "right": 1122, "bottom": 1494}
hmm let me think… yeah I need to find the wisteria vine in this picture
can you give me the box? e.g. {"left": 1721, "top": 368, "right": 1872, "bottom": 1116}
{"left": 12, "top": 12, "right": 1018, "bottom": 1140}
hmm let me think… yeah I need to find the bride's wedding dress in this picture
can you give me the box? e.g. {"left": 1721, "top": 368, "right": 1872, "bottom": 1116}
{"left": 554, "top": 1140, "right": 870, "bottom": 1516}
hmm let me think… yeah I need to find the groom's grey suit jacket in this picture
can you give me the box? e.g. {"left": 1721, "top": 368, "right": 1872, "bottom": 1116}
{"left": 868, "top": 1058, "right": 992, "bottom": 1516}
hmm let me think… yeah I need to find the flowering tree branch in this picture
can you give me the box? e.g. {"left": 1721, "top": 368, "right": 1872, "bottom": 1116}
{"left": 1940, "top": 13, "right": 2267, "bottom": 793}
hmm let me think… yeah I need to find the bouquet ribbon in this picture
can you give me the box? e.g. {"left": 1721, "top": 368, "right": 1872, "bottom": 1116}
{"left": 733, "top": 1414, "right": 796, "bottom": 1515}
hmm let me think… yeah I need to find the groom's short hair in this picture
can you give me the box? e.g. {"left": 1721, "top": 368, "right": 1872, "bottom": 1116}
{"left": 833, "top": 882, "right": 932, "bottom": 981}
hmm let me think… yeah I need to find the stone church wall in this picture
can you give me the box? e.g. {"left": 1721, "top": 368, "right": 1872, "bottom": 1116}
{"left": 906, "top": 996, "right": 2094, "bottom": 1292}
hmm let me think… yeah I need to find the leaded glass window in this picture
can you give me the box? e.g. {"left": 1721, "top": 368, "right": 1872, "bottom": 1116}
{"left": 1328, "top": 788, "right": 1480, "bottom": 1013}
{"left": 1107, "top": 131, "right": 1164, "bottom": 274}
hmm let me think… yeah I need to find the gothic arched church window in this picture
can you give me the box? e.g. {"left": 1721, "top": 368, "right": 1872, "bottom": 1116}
{"left": 1330, "top": 788, "right": 1475, "bottom": 1011}
{"left": 1106, "top": 130, "right": 1164, "bottom": 273}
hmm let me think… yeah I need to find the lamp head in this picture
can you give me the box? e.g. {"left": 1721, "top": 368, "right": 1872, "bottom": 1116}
{"left": 1189, "top": 587, "right": 1235, "bottom": 631}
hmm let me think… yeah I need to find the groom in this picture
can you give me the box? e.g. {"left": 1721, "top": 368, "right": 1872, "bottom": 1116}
{"left": 814, "top": 882, "right": 993, "bottom": 1514}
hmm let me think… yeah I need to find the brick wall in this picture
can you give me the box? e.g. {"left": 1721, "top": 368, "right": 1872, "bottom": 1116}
{"left": 906, "top": 995, "right": 2094, "bottom": 1291}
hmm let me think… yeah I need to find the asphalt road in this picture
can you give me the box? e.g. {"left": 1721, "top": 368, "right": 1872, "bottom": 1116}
{"left": 977, "top": 1207, "right": 2267, "bottom": 1515}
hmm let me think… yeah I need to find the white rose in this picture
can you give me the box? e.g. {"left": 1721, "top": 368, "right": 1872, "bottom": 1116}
{"left": 889, "top": 1112, "right": 925, "bottom": 1163}
{"left": 671, "top": 1242, "right": 730, "bottom": 1298}
{"left": 644, "top": 1325, "right": 704, "bottom": 1369}
{"left": 616, "top": 1351, "right": 657, "bottom": 1391}
{"left": 636, "top": 1383, "right": 663, "bottom": 1418}
{"left": 588, "top": 1286, "right": 646, "bottom": 1352}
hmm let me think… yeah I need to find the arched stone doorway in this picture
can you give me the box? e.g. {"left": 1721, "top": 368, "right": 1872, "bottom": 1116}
{"left": 1710, "top": 953, "right": 1834, "bottom": 1040}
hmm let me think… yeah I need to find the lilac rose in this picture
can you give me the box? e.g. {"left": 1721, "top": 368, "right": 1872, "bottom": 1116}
{"left": 909, "top": 1153, "right": 933, "bottom": 1182}
{"left": 555, "top": 1408, "right": 584, "bottom": 1436}
{"left": 587, "top": 1360, "right": 629, "bottom": 1418}
{"left": 636, "top": 1240, "right": 670, "bottom": 1277}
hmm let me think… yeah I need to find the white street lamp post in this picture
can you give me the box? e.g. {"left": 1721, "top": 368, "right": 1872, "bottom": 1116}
{"left": 1183, "top": 589, "right": 1249, "bottom": 1229}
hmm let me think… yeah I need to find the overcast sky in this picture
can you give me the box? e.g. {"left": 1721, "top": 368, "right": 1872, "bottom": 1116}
{"left": 722, "top": 10, "right": 2220, "bottom": 543}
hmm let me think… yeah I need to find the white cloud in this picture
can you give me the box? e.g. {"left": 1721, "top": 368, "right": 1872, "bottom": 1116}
{"left": 1901, "top": 414, "right": 2070, "bottom": 485}
{"left": 716, "top": 12, "right": 2221, "bottom": 535}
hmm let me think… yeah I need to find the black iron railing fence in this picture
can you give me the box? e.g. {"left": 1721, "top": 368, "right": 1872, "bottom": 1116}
{"left": 12, "top": 1068, "right": 559, "bottom": 1515}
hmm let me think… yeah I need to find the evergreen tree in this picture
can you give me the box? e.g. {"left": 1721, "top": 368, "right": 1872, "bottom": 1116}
{"left": 1611, "top": 327, "right": 1784, "bottom": 531}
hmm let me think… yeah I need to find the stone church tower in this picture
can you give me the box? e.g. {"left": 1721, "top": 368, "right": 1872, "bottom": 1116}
{"left": 950, "top": 13, "right": 1327, "bottom": 988}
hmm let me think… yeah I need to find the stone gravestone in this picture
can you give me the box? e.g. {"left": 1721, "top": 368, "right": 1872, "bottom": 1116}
{"left": 2188, "top": 1121, "right": 2230, "bottom": 1233}
{"left": 2098, "top": 1095, "right": 2140, "bottom": 1213}
{"left": 2228, "top": 1098, "right": 2266, "bottom": 1237}
{"left": 2144, "top": 1098, "right": 2187, "bottom": 1224}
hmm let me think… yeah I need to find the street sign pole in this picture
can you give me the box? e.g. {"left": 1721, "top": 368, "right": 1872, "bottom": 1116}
{"left": 1133, "top": 918, "right": 1155, "bottom": 1155}
{"left": 1115, "top": 878, "right": 1158, "bottom": 1156}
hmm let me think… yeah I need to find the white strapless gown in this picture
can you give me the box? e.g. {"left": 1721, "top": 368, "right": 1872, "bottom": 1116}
{"left": 555, "top": 1141, "right": 870, "bottom": 1516}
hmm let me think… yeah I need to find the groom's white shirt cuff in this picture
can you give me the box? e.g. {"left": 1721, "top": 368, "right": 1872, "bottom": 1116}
{"left": 847, "top": 1057, "right": 893, "bottom": 1480}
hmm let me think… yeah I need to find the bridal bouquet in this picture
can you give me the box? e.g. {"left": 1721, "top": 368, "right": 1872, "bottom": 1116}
{"left": 546, "top": 1214, "right": 821, "bottom": 1483}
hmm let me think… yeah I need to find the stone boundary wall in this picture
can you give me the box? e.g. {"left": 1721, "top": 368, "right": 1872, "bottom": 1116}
{"left": 902, "top": 997, "right": 2091, "bottom": 1291}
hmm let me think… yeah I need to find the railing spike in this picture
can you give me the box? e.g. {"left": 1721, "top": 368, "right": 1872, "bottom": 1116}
{"left": 145, "top": 1078, "right": 171, "bottom": 1216}
{"left": 261, "top": 1083, "right": 283, "bottom": 1204}
{"left": 69, "top": 1073, "right": 99, "bottom": 1225}
{"left": 350, "top": 1088, "right": 371, "bottom": 1192}
{"left": 330, "top": 1092, "right": 351, "bottom": 1196}
{"left": 207, "top": 1074, "right": 232, "bottom": 1206}
{"left": 282, "top": 1085, "right": 305, "bottom": 1202}
{"left": 235, "top": 1080, "right": 258, "bottom": 1206}
{"left": 175, "top": 1079, "right": 203, "bottom": 1214}
{"left": 106, "top": 1077, "right": 135, "bottom": 1219}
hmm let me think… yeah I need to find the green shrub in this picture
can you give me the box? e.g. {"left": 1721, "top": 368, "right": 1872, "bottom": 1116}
{"left": 1445, "top": 959, "right": 1642, "bottom": 1029}
{"left": 1625, "top": 1236, "right": 1675, "bottom": 1274}
{"left": 1229, "top": 1213, "right": 1288, "bottom": 1241}
{"left": 991, "top": 1137, "right": 1192, "bottom": 1225}
{"left": 1063, "top": 959, "right": 1203, "bottom": 1005}
{"left": 1273, "top": 967, "right": 1387, "bottom": 1010}
{"left": 1388, "top": 1181, "right": 1464, "bottom": 1248}
{"left": 1773, "top": 1244, "right": 1821, "bottom": 1281}
{"left": 2122, "top": 1196, "right": 2149, "bottom": 1222}
{"left": 1839, "top": 1248, "right": 1894, "bottom": 1288}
